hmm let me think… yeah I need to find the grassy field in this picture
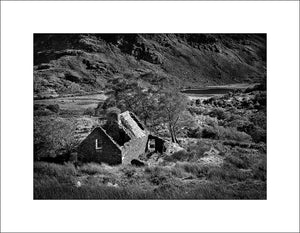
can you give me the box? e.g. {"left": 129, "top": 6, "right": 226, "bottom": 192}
{"left": 34, "top": 93, "right": 107, "bottom": 113}
{"left": 34, "top": 141, "right": 266, "bottom": 199}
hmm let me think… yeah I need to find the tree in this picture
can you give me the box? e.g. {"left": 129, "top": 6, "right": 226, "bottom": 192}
{"left": 119, "top": 87, "right": 160, "bottom": 126}
{"left": 157, "top": 88, "right": 189, "bottom": 143}
{"left": 99, "top": 78, "right": 160, "bottom": 126}
{"left": 107, "top": 77, "right": 138, "bottom": 103}
{"left": 34, "top": 116, "right": 79, "bottom": 161}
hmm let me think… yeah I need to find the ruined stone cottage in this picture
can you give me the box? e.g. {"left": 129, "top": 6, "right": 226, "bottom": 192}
{"left": 77, "top": 110, "right": 171, "bottom": 165}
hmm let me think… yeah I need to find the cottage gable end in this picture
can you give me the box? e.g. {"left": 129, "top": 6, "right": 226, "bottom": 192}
{"left": 77, "top": 127, "right": 122, "bottom": 165}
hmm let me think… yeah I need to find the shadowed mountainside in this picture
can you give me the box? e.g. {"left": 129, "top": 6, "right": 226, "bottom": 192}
{"left": 34, "top": 34, "right": 266, "bottom": 98}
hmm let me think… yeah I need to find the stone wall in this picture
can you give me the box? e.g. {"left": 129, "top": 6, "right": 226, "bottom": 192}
{"left": 121, "top": 133, "right": 149, "bottom": 164}
{"left": 77, "top": 127, "right": 122, "bottom": 165}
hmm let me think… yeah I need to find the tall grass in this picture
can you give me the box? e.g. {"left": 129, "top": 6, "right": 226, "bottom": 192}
{"left": 34, "top": 153, "right": 266, "bottom": 199}
{"left": 34, "top": 180, "right": 266, "bottom": 200}
{"left": 79, "top": 163, "right": 110, "bottom": 175}
{"left": 207, "top": 166, "right": 251, "bottom": 182}
{"left": 34, "top": 162, "right": 77, "bottom": 186}
{"left": 34, "top": 162, "right": 77, "bottom": 177}
{"left": 175, "top": 162, "right": 209, "bottom": 178}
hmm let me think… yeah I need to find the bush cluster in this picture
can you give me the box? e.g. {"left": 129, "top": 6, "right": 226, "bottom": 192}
{"left": 145, "top": 166, "right": 170, "bottom": 185}
{"left": 34, "top": 116, "right": 79, "bottom": 160}
{"left": 187, "top": 124, "right": 252, "bottom": 142}
{"left": 121, "top": 166, "right": 137, "bottom": 178}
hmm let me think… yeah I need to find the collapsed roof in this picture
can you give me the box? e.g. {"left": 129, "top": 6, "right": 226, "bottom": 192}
{"left": 119, "top": 111, "right": 147, "bottom": 139}
{"left": 100, "top": 110, "right": 148, "bottom": 148}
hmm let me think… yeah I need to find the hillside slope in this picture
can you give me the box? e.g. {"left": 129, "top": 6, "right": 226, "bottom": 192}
{"left": 34, "top": 34, "right": 266, "bottom": 98}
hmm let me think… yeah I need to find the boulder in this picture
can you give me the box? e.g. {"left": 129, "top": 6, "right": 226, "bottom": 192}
{"left": 131, "top": 159, "right": 145, "bottom": 167}
{"left": 165, "top": 142, "right": 185, "bottom": 156}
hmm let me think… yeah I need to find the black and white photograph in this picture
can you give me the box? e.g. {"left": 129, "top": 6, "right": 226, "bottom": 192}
{"left": 33, "top": 33, "right": 267, "bottom": 200}
{"left": 1, "top": 1, "right": 299, "bottom": 232}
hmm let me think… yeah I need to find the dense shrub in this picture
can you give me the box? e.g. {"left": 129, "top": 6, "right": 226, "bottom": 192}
{"left": 187, "top": 141, "right": 212, "bottom": 157}
{"left": 195, "top": 99, "right": 201, "bottom": 106}
{"left": 209, "top": 107, "right": 229, "bottom": 120}
{"left": 165, "top": 150, "right": 195, "bottom": 162}
{"left": 252, "top": 155, "right": 266, "bottom": 181}
{"left": 34, "top": 104, "right": 46, "bottom": 111}
{"left": 83, "top": 107, "right": 95, "bottom": 116}
{"left": 219, "top": 126, "right": 252, "bottom": 142}
{"left": 46, "top": 104, "right": 60, "bottom": 113}
{"left": 225, "top": 153, "right": 250, "bottom": 169}
{"left": 106, "top": 107, "right": 121, "bottom": 116}
{"left": 201, "top": 125, "right": 252, "bottom": 142}
{"left": 237, "top": 123, "right": 266, "bottom": 143}
{"left": 249, "top": 111, "right": 266, "bottom": 129}
{"left": 223, "top": 140, "right": 249, "bottom": 148}
{"left": 201, "top": 126, "right": 218, "bottom": 139}
{"left": 188, "top": 106, "right": 208, "bottom": 115}
{"left": 34, "top": 116, "right": 79, "bottom": 160}
{"left": 249, "top": 127, "right": 266, "bottom": 143}
{"left": 202, "top": 97, "right": 218, "bottom": 105}
{"left": 145, "top": 166, "right": 170, "bottom": 185}
{"left": 187, "top": 127, "right": 202, "bottom": 138}
{"left": 121, "top": 166, "right": 137, "bottom": 178}
{"left": 224, "top": 116, "right": 250, "bottom": 128}
{"left": 253, "top": 92, "right": 266, "bottom": 108}
{"left": 201, "top": 115, "right": 219, "bottom": 127}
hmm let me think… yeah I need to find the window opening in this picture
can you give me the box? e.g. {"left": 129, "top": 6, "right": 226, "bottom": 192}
{"left": 95, "top": 139, "right": 102, "bottom": 151}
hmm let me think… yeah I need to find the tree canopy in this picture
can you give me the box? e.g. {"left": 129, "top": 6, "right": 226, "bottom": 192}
{"left": 99, "top": 78, "right": 190, "bottom": 143}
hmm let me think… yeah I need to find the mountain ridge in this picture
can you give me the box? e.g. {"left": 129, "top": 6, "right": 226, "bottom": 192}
{"left": 34, "top": 34, "right": 266, "bottom": 98}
